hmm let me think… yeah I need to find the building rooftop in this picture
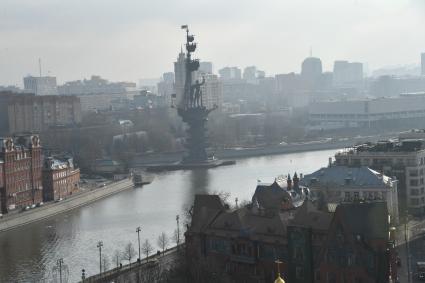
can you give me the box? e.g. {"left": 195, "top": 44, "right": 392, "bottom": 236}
{"left": 289, "top": 200, "right": 332, "bottom": 231}
{"left": 190, "top": 194, "right": 225, "bottom": 234}
{"left": 301, "top": 166, "right": 393, "bottom": 188}
{"left": 339, "top": 138, "right": 425, "bottom": 154}
{"left": 252, "top": 175, "right": 309, "bottom": 210}
{"left": 189, "top": 193, "right": 332, "bottom": 244}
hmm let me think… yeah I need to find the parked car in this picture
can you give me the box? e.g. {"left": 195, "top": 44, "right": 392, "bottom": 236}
{"left": 36, "top": 202, "right": 44, "bottom": 207}
{"left": 30, "top": 204, "right": 36, "bottom": 209}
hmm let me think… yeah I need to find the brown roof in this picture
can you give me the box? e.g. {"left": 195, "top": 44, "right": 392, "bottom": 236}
{"left": 290, "top": 200, "right": 332, "bottom": 231}
{"left": 189, "top": 194, "right": 225, "bottom": 233}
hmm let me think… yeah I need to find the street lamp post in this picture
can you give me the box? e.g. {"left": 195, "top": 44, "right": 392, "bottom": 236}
{"left": 97, "top": 241, "right": 103, "bottom": 274}
{"left": 136, "top": 226, "right": 141, "bottom": 261}
{"left": 404, "top": 211, "right": 411, "bottom": 283}
{"left": 57, "top": 258, "right": 63, "bottom": 283}
{"left": 176, "top": 215, "right": 180, "bottom": 247}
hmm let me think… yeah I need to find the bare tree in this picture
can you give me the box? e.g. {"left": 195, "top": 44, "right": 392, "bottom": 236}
{"left": 210, "top": 190, "right": 231, "bottom": 207}
{"left": 102, "top": 255, "right": 110, "bottom": 272}
{"left": 122, "top": 242, "right": 137, "bottom": 265}
{"left": 112, "top": 250, "right": 121, "bottom": 268}
{"left": 157, "top": 232, "right": 169, "bottom": 255}
{"left": 141, "top": 239, "right": 154, "bottom": 262}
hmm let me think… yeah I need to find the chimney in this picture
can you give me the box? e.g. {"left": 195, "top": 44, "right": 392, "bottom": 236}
{"left": 293, "top": 172, "right": 299, "bottom": 188}
{"left": 287, "top": 174, "right": 292, "bottom": 190}
{"left": 328, "top": 157, "right": 332, "bottom": 167}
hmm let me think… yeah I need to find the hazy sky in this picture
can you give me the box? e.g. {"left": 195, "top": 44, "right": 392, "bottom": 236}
{"left": 1, "top": 0, "right": 424, "bottom": 86}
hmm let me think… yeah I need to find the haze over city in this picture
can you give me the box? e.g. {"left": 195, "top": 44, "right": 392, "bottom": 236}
{"left": 3, "top": 1, "right": 425, "bottom": 282}
{"left": 1, "top": 0, "right": 425, "bottom": 86}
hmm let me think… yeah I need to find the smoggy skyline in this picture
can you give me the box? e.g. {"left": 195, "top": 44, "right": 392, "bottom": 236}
{"left": 1, "top": 0, "right": 424, "bottom": 86}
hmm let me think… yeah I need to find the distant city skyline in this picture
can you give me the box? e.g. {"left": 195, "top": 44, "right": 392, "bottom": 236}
{"left": 1, "top": 0, "right": 424, "bottom": 86}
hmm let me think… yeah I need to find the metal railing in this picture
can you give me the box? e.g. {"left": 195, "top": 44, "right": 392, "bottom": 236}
{"left": 80, "top": 244, "right": 184, "bottom": 283}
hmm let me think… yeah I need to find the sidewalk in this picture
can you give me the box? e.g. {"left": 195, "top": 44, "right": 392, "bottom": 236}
{"left": 0, "top": 179, "right": 134, "bottom": 233}
{"left": 81, "top": 244, "right": 184, "bottom": 283}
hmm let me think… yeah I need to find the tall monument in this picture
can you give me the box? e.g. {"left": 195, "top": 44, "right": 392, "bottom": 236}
{"left": 176, "top": 25, "right": 217, "bottom": 164}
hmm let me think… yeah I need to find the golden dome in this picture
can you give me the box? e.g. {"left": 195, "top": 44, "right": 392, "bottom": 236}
{"left": 274, "top": 274, "right": 285, "bottom": 283}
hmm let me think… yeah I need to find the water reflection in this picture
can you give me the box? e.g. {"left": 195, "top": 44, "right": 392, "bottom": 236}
{"left": 189, "top": 169, "right": 210, "bottom": 195}
{"left": 0, "top": 149, "right": 336, "bottom": 282}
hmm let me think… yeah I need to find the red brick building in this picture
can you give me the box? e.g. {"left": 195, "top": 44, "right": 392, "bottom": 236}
{"left": 0, "top": 135, "right": 43, "bottom": 213}
{"left": 42, "top": 157, "right": 80, "bottom": 201}
{"left": 315, "top": 202, "right": 394, "bottom": 283}
{"left": 186, "top": 175, "right": 395, "bottom": 283}
{"left": 185, "top": 176, "right": 317, "bottom": 283}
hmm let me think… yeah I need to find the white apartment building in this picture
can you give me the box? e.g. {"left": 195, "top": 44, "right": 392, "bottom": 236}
{"left": 335, "top": 139, "right": 425, "bottom": 215}
{"left": 77, "top": 93, "right": 129, "bottom": 112}
{"left": 23, "top": 76, "right": 58, "bottom": 96}
{"left": 200, "top": 74, "right": 223, "bottom": 110}
{"left": 309, "top": 94, "right": 425, "bottom": 130}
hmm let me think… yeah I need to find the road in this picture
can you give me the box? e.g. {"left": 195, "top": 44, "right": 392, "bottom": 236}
{"left": 0, "top": 179, "right": 134, "bottom": 233}
{"left": 397, "top": 219, "right": 425, "bottom": 282}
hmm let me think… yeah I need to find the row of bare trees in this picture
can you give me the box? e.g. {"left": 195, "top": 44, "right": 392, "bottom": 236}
{"left": 97, "top": 229, "right": 181, "bottom": 275}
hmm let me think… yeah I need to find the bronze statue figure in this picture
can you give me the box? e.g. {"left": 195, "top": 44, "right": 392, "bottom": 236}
{"left": 191, "top": 77, "right": 205, "bottom": 107}
{"left": 177, "top": 25, "right": 216, "bottom": 163}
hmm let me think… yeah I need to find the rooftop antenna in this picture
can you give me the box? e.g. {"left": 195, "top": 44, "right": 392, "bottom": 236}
{"left": 38, "top": 58, "right": 42, "bottom": 77}
{"left": 309, "top": 46, "right": 313, "bottom": 57}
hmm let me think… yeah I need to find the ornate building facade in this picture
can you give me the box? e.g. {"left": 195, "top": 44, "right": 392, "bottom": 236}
{"left": 186, "top": 175, "right": 395, "bottom": 283}
{"left": 42, "top": 157, "right": 80, "bottom": 201}
{"left": 0, "top": 135, "right": 43, "bottom": 213}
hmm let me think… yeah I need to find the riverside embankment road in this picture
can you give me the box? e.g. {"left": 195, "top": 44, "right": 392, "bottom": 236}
{"left": 0, "top": 179, "right": 134, "bottom": 233}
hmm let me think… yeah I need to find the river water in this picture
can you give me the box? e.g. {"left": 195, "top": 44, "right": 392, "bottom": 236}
{"left": 0, "top": 149, "right": 337, "bottom": 282}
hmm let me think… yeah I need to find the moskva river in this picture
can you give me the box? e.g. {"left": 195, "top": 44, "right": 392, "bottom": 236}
{"left": 0, "top": 149, "right": 337, "bottom": 282}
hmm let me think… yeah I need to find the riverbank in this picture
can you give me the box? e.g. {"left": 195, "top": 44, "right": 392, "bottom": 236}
{"left": 0, "top": 179, "right": 134, "bottom": 233}
{"left": 131, "top": 133, "right": 396, "bottom": 167}
{"left": 0, "top": 148, "right": 336, "bottom": 282}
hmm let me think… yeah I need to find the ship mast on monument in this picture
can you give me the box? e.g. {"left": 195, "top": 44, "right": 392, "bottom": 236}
{"left": 148, "top": 25, "right": 235, "bottom": 171}
{"left": 166, "top": 25, "right": 235, "bottom": 170}
{"left": 177, "top": 25, "right": 217, "bottom": 164}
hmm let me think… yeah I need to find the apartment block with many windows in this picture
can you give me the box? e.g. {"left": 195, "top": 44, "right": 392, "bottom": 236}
{"left": 335, "top": 139, "right": 425, "bottom": 215}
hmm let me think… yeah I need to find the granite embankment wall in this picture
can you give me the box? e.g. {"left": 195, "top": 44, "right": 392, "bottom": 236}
{"left": 0, "top": 179, "right": 134, "bottom": 233}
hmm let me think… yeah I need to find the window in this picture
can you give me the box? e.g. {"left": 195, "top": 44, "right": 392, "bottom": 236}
{"left": 410, "top": 170, "right": 419, "bottom": 177}
{"left": 327, "top": 272, "right": 336, "bottom": 283}
{"left": 411, "top": 189, "right": 420, "bottom": 196}
{"left": 354, "top": 192, "right": 359, "bottom": 200}
{"left": 347, "top": 253, "right": 355, "bottom": 266}
{"left": 344, "top": 192, "right": 350, "bottom": 200}
{"left": 315, "top": 270, "right": 321, "bottom": 281}
{"left": 296, "top": 267, "right": 304, "bottom": 279}
{"left": 294, "top": 246, "right": 304, "bottom": 261}
{"left": 410, "top": 179, "right": 419, "bottom": 186}
{"left": 411, "top": 198, "right": 419, "bottom": 205}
